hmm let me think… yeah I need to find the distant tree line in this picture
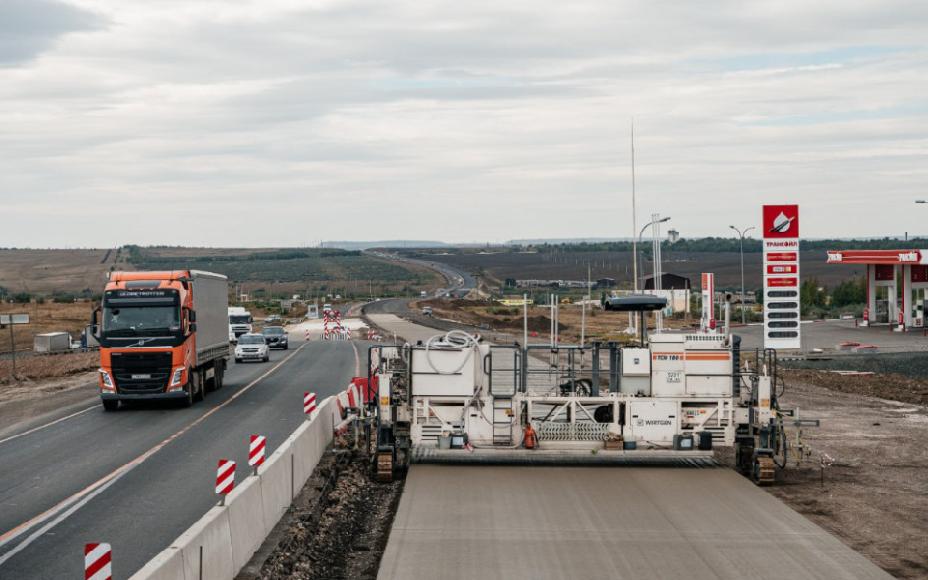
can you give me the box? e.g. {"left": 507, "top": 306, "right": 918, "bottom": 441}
{"left": 534, "top": 237, "right": 928, "bottom": 254}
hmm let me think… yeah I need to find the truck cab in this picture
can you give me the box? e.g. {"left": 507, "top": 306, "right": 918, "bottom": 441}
{"left": 94, "top": 271, "right": 229, "bottom": 410}
{"left": 228, "top": 306, "right": 253, "bottom": 338}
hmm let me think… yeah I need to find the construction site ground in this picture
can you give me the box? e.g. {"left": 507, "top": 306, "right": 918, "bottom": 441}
{"left": 241, "top": 447, "right": 403, "bottom": 580}
{"left": 745, "top": 371, "right": 928, "bottom": 578}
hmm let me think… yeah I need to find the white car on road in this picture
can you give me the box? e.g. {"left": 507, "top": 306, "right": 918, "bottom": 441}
{"left": 234, "top": 333, "right": 269, "bottom": 363}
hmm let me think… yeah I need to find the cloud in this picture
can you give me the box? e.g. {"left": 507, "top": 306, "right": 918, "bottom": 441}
{"left": 0, "top": 0, "right": 103, "bottom": 66}
{"left": 0, "top": 0, "right": 927, "bottom": 246}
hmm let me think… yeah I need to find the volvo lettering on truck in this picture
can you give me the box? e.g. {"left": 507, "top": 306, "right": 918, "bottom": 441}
{"left": 92, "top": 270, "right": 230, "bottom": 410}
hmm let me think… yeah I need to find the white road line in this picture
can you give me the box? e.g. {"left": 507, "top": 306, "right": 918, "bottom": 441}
{"left": 0, "top": 344, "right": 307, "bottom": 560}
{"left": 0, "top": 404, "right": 101, "bottom": 446}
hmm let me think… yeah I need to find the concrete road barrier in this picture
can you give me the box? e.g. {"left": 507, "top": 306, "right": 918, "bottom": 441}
{"left": 129, "top": 397, "right": 336, "bottom": 580}
{"left": 258, "top": 435, "right": 295, "bottom": 529}
{"left": 227, "top": 476, "right": 268, "bottom": 572}
{"left": 129, "top": 547, "right": 184, "bottom": 580}
{"left": 176, "top": 506, "right": 234, "bottom": 580}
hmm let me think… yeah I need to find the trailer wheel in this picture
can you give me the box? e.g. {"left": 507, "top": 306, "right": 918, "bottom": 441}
{"left": 214, "top": 361, "right": 225, "bottom": 390}
{"left": 102, "top": 399, "right": 119, "bottom": 412}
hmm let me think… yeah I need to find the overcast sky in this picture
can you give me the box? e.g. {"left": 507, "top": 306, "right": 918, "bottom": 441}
{"left": 1, "top": 0, "right": 926, "bottom": 247}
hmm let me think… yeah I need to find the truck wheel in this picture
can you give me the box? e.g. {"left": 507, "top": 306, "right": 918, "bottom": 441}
{"left": 235, "top": 358, "right": 242, "bottom": 364}
{"left": 263, "top": 355, "right": 269, "bottom": 363}
{"left": 180, "top": 382, "right": 194, "bottom": 407}
{"left": 102, "top": 399, "right": 119, "bottom": 412}
{"left": 193, "top": 371, "right": 205, "bottom": 402}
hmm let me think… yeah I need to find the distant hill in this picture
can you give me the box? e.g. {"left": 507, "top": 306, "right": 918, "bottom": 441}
{"left": 322, "top": 240, "right": 450, "bottom": 250}
{"left": 0, "top": 246, "right": 440, "bottom": 299}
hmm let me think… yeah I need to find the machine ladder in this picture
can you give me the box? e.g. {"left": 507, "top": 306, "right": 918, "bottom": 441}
{"left": 492, "top": 396, "right": 514, "bottom": 446}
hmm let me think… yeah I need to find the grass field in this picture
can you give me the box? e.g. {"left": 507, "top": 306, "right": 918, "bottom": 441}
{"left": 0, "top": 246, "right": 441, "bottom": 300}
{"left": 408, "top": 249, "right": 864, "bottom": 290}
{"left": 0, "top": 248, "right": 124, "bottom": 296}
{"left": 0, "top": 301, "right": 93, "bottom": 352}
{"left": 126, "top": 246, "right": 440, "bottom": 297}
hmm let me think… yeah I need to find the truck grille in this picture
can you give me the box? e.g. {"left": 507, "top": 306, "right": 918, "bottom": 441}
{"left": 111, "top": 351, "right": 173, "bottom": 394}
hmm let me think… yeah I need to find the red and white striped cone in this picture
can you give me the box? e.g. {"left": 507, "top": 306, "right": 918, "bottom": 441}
{"left": 85, "top": 543, "right": 112, "bottom": 580}
{"left": 216, "top": 459, "right": 235, "bottom": 505}
{"left": 249, "top": 435, "right": 266, "bottom": 475}
{"left": 303, "top": 391, "right": 317, "bottom": 419}
{"left": 304, "top": 329, "right": 310, "bottom": 341}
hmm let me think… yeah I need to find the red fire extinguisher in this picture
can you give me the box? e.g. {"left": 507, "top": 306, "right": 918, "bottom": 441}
{"left": 523, "top": 424, "right": 537, "bottom": 449}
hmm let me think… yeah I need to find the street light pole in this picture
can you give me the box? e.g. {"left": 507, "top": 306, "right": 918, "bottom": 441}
{"left": 637, "top": 216, "right": 671, "bottom": 291}
{"left": 729, "top": 225, "right": 756, "bottom": 325}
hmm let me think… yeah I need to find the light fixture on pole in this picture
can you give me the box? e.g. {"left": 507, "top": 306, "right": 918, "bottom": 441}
{"left": 729, "top": 225, "right": 756, "bottom": 325}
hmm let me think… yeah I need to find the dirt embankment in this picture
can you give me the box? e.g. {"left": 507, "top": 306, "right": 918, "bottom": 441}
{"left": 784, "top": 368, "right": 928, "bottom": 407}
{"left": 254, "top": 449, "right": 403, "bottom": 580}
{"left": 0, "top": 351, "right": 97, "bottom": 386}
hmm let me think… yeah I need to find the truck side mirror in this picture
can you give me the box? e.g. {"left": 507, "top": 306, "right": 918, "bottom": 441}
{"left": 189, "top": 310, "right": 197, "bottom": 322}
{"left": 91, "top": 307, "right": 101, "bottom": 337}
{"left": 189, "top": 323, "right": 197, "bottom": 332}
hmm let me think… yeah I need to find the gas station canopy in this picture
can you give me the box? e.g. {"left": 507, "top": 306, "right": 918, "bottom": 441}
{"left": 827, "top": 249, "right": 928, "bottom": 328}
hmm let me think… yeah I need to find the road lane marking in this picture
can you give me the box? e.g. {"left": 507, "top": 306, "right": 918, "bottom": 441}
{"left": 0, "top": 404, "right": 101, "bottom": 446}
{"left": 0, "top": 343, "right": 308, "bottom": 561}
{"left": 352, "top": 341, "right": 361, "bottom": 376}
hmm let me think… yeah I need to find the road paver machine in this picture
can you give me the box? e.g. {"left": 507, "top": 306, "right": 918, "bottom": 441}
{"left": 365, "top": 297, "right": 810, "bottom": 485}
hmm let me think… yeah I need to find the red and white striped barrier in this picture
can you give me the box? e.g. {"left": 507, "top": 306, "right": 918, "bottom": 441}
{"left": 304, "top": 392, "right": 317, "bottom": 417}
{"left": 304, "top": 329, "right": 310, "bottom": 341}
{"left": 84, "top": 543, "right": 112, "bottom": 580}
{"left": 216, "top": 459, "right": 235, "bottom": 502}
{"left": 249, "top": 435, "right": 266, "bottom": 472}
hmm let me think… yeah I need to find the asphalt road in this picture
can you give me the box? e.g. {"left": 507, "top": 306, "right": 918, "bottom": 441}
{"left": 735, "top": 319, "right": 928, "bottom": 353}
{"left": 0, "top": 336, "right": 362, "bottom": 579}
{"left": 379, "top": 465, "right": 891, "bottom": 580}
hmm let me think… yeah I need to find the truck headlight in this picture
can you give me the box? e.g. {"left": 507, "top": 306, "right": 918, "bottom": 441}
{"left": 99, "top": 369, "right": 114, "bottom": 391}
{"left": 169, "top": 367, "right": 185, "bottom": 388}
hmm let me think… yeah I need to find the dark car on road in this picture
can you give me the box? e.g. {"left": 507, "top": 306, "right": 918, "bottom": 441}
{"left": 262, "top": 326, "right": 289, "bottom": 350}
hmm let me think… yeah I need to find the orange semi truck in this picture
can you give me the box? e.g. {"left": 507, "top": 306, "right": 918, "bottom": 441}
{"left": 91, "top": 270, "right": 230, "bottom": 410}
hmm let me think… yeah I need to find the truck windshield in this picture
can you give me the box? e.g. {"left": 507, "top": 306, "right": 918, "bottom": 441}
{"left": 230, "top": 315, "right": 251, "bottom": 324}
{"left": 104, "top": 305, "right": 181, "bottom": 335}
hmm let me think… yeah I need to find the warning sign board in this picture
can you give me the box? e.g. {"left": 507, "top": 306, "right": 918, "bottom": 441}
{"left": 763, "top": 204, "right": 801, "bottom": 349}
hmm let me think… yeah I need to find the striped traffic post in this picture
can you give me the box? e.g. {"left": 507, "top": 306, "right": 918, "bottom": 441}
{"left": 304, "top": 391, "right": 317, "bottom": 419}
{"left": 216, "top": 459, "right": 235, "bottom": 505}
{"left": 84, "top": 543, "right": 111, "bottom": 580}
{"left": 249, "top": 434, "right": 266, "bottom": 475}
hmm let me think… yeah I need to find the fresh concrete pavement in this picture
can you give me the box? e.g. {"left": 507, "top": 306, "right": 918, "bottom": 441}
{"left": 0, "top": 335, "right": 362, "bottom": 579}
{"left": 372, "top": 313, "right": 894, "bottom": 580}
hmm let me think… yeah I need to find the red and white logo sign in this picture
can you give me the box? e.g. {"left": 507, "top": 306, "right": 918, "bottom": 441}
{"left": 827, "top": 249, "right": 924, "bottom": 265}
{"left": 249, "top": 435, "right": 266, "bottom": 468}
{"left": 303, "top": 392, "right": 317, "bottom": 416}
{"left": 84, "top": 543, "right": 112, "bottom": 580}
{"left": 763, "top": 204, "right": 801, "bottom": 349}
{"left": 763, "top": 204, "right": 799, "bottom": 238}
{"left": 216, "top": 459, "right": 235, "bottom": 495}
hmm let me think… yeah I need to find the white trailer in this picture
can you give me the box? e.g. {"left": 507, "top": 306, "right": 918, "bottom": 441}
{"left": 34, "top": 332, "right": 71, "bottom": 354}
